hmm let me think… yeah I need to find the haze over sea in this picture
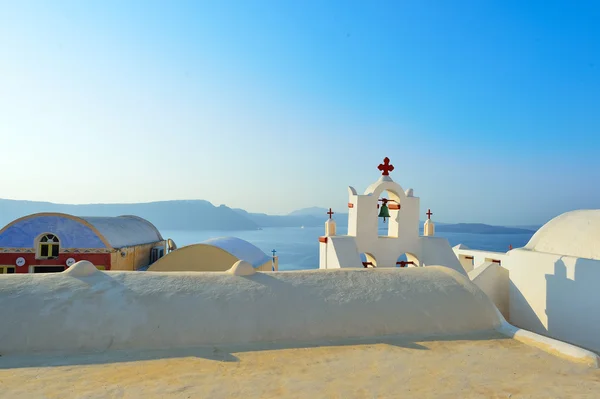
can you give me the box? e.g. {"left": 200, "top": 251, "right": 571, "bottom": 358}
{"left": 162, "top": 227, "right": 534, "bottom": 270}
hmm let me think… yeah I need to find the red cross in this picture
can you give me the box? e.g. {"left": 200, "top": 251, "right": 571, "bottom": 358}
{"left": 396, "top": 261, "right": 415, "bottom": 268}
{"left": 377, "top": 157, "right": 394, "bottom": 176}
{"left": 327, "top": 208, "right": 334, "bottom": 219}
{"left": 426, "top": 209, "right": 433, "bottom": 220}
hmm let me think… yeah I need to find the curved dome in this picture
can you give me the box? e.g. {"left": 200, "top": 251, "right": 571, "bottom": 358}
{"left": 525, "top": 210, "right": 600, "bottom": 260}
{"left": 0, "top": 213, "right": 163, "bottom": 249}
{"left": 80, "top": 215, "right": 163, "bottom": 248}
{"left": 202, "top": 237, "right": 271, "bottom": 267}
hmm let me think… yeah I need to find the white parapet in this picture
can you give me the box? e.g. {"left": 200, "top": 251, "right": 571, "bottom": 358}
{"left": 0, "top": 265, "right": 502, "bottom": 355}
{"left": 1, "top": 263, "right": 597, "bottom": 367}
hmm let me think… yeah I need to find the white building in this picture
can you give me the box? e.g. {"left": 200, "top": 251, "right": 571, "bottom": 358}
{"left": 317, "top": 157, "right": 600, "bottom": 356}
{"left": 319, "top": 157, "right": 464, "bottom": 274}
{"left": 454, "top": 209, "right": 600, "bottom": 354}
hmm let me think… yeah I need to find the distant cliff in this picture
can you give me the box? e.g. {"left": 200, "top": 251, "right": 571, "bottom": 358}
{"left": 434, "top": 223, "right": 535, "bottom": 235}
{"left": 0, "top": 200, "right": 536, "bottom": 234}
{"left": 233, "top": 207, "right": 346, "bottom": 228}
{"left": 0, "top": 199, "right": 258, "bottom": 231}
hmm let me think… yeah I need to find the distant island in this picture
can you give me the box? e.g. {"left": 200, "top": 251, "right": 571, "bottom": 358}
{"left": 0, "top": 199, "right": 537, "bottom": 234}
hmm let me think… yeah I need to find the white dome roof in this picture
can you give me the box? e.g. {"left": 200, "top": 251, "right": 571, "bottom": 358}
{"left": 525, "top": 210, "right": 600, "bottom": 260}
{"left": 202, "top": 237, "right": 271, "bottom": 267}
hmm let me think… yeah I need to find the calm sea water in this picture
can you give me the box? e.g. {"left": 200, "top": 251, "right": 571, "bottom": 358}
{"left": 161, "top": 227, "right": 534, "bottom": 271}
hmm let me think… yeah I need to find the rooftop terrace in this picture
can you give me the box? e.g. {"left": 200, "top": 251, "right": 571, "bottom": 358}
{"left": 1, "top": 333, "right": 599, "bottom": 398}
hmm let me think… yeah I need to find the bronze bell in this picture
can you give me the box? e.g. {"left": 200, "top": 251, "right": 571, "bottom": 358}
{"left": 378, "top": 203, "right": 391, "bottom": 222}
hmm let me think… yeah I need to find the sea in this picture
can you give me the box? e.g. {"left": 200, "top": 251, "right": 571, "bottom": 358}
{"left": 161, "top": 227, "right": 535, "bottom": 271}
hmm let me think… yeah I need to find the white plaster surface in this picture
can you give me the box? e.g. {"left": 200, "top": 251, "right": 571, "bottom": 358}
{"left": 495, "top": 307, "right": 599, "bottom": 368}
{"left": 63, "top": 261, "right": 101, "bottom": 277}
{"left": 455, "top": 243, "right": 600, "bottom": 355}
{"left": 228, "top": 260, "right": 256, "bottom": 276}
{"left": 0, "top": 267, "right": 502, "bottom": 355}
{"left": 453, "top": 247, "right": 506, "bottom": 270}
{"left": 507, "top": 249, "right": 600, "bottom": 354}
{"left": 424, "top": 219, "right": 435, "bottom": 236}
{"left": 525, "top": 209, "right": 600, "bottom": 260}
{"left": 453, "top": 244, "right": 470, "bottom": 250}
{"left": 325, "top": 219, "right": 336, "bottom": 236}
{"left": 202, "top": 236, "right": 271, "bottom": 267}
{"left": 468, "top": 262, "right": 509, "bottom": 320}
{"left": 326, "top": 237, "right": 362, "bottom": 268}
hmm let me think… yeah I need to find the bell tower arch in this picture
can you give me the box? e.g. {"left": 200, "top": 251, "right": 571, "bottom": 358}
{"left": 344, "top": 157, "right": 421, "bottom": 267}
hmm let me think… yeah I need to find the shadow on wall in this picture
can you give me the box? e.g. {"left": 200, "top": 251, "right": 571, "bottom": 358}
{"left": 509, "top": 279, "right": 547, "bottom": 334}
{"left": 545, "top": 258, "right": 600, "bottom": 354}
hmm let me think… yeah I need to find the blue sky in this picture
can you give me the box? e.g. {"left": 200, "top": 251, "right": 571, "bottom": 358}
{"left": 1, "top": 0, "right": 599, "bottom": 225}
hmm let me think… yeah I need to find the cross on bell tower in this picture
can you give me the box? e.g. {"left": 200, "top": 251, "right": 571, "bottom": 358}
{"left": 377, "top": 157, "right": 394, "bottom": 176}
{"left": 424, "top": 208, "right": 435, "bottom": 237}
{"left": 325, "top": 207, "right": 336, "bottom": 237}
{"left": 327, "top": 208, "right": 334, "bottom": 219}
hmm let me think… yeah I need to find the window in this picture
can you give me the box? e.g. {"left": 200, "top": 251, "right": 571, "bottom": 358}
{"left": 33, "top": 266, "right": 65, "bottom": 273}
{"left": 0, "top": 266, "right": 15, "bottom": 274}
{"left": 37, "top": 234, "right": 60, "bottom": 259}
{"left": 150, "top": 247, "right": 164, "bottom": 264}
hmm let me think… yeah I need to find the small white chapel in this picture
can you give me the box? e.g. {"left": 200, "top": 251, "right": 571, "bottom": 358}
{"left": 319, "top": 157, "right": 464, "bottom": 274}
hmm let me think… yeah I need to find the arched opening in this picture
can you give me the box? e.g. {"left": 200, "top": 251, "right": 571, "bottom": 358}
{"left": 36, "top": 233, "right": 60, "bottom": 259}
{"left": 360, "top": 252, "right": 377, "bottom": 268}
{"left": 396, "top": 253, "right": 420, "bottom": 268}
{"left": 377, "top": 189, "right": 401, "bottom": 237}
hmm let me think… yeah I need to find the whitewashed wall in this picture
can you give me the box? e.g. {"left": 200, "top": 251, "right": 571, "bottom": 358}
{"left": 454, "top": 246, "right": 600, "bottom": 354}
{"left": 508, "top": 249, "right": 600, "bottom": 354}
{"left": 0, "top": 266, "right": 501, "bottom": 355}
{"left": 468, "top": 262, "right": 509, "bottom": 320}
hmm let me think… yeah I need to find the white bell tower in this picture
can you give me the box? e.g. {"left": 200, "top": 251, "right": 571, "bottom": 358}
{"left": 424, "top": 209, "right": 435, "bottom": 237}
{"left": 325, "top": 208, "right": 336, "bottom": 236}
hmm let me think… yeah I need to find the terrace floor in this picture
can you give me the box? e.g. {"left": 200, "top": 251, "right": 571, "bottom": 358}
{"left": 1, "top": 332, "right": 599, "bottom": 399}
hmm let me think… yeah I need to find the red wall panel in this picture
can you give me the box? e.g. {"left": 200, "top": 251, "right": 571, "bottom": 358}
{"left": 0, "top": 252, "right": 112, "bottom": 273}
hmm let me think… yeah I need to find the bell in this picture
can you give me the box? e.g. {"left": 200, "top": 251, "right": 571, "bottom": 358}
{"left": 378, "top": 203, "right": 391, "bottom": 222}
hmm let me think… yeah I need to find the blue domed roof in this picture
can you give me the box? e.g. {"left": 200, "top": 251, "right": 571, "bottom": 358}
{"left": 0, "top": 213, "right": 163, "bottom": 249}
{"left": 201, "top": 237, "right": 271, "bottom": 267}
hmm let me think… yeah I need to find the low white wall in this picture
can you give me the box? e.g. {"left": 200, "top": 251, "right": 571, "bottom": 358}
{"left": 420, "top": 237, "right": 466, "bottom": 274}
{"left": 458, "top": 245, "right": 600, "bottom": 355}
{"left": 469, "top": 262, "right": 510, "bottom": 320}
{"left": 453, "top": 248, "right": 507, "bottom": 271}
{"left": 328, "top": 236, "right": 362, "bottom": 268}
{"left": 0, "top": 265, "right": 501, "bottom": 355}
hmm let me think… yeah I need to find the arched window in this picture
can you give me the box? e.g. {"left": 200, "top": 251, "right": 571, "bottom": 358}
{"left": 360, "top": 252, "right": 377, "bottom": 268}
{"left": 37, "top": 234, "right": 60, "bottom": 259}
{"left": 377, "top": 190, "right": 401, "bottom": 238}
{"left": 396, "top": 253, "right": 420, "bottom": 268}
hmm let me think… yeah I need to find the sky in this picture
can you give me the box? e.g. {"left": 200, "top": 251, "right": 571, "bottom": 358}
{"left": 1, "top": 0, "right": 599, "bottom": 226}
